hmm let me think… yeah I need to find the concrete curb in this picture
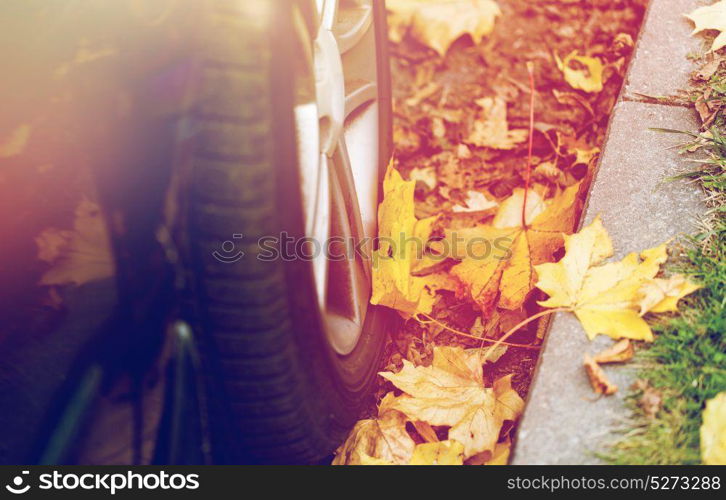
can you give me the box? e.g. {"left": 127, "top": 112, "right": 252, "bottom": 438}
{"left": 512, "top": 0, "right": 707, "bottom": 464}
{"left": 623, "top": 0, "right": 708, "bottom": 102}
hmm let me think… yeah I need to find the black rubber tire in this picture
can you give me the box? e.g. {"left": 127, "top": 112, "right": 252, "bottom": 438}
{"left": 176, "top": 0, "right": 393, "bottom": 464}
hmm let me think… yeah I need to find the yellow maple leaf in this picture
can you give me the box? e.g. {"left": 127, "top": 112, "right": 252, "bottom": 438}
{"left": 332, "top": 393, "right": 416, "bottom": 465}
{"left": 535, "top": 217, "right": 668, "bottom": 341}
{"left": 701, "top": 392, "right": 726, "bottom": 465}
{"left": 358, "top": 454, "right": 395, "bottom": 465}
{"left": 467, "top": 438, "right": 511, "bottom": 465}
{"left": 466, "top": 97, "right": 528, "bottom": 150}
{"left": 387, "top": 0, "right": 501, "bottom": 56}
{"left": 574, "top": 145, "right": 600, "bottom": 166}
{"left": 409, "top": 440, "right": 465, "bottom": 465}
{"left": 357, "top": 440, "right": 465, "bottom": 465}
{"left": 637, "top": 274, "right": 702, "bottom": 315}
{"left": 685, "top": 1, "right": 726, "bottom": 52}
{"left": 37, "top": 199, "right": 114, "bottom": 287}
{"left": 555, "top": 51, "right": 604, "bottom": 93}
{"left": 371, "top": 164, "right": 454, "bottom": 316}
{"left": 484, "top": 440, "right": 511, "bottom": 465}
{"left": 379, "top": 346, "right": 524, "bottom": 458}
{"left": 450, "top": 183, "right": 581, "bottom": 312}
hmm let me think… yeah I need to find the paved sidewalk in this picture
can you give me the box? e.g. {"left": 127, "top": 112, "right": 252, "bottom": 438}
{"left": 512, "top": 0, "right": 707, "bottom": 464}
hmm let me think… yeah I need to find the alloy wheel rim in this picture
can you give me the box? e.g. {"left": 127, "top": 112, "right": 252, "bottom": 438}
{"left": 293, "top": 0, "right": 381, "bottom": 356}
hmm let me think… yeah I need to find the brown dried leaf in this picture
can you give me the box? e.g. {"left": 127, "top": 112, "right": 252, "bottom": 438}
{"left": 695, "top": 58, "right": 722, "bottom": 81}
{"left": 412, "top": 420, "right": 440, "bottom": 443}
{"left": 631, "top": 379, "right": 663, "bottom": 420}
{"left": 593, "top": 339, "right": 634, "bottom": 364}
{"left": 405, "top": 81, "right": 441, "bottom": 107}
{"left": 533, "top": 161, "right": 565, "bottom": 184}
{"left": 466, "top": 97, "right": 528, "bottom": 150}
{"left": 332, "top": 393, "right": 416, "bottom": 465}
{"left": 583, "top": 354, "right": 617, "bottom": 395}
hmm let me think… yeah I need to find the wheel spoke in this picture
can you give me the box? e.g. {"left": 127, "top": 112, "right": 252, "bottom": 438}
{"left": 333, "top": 138, "right": 366, "bottom": 245}
{"left": 325, "top": 138, "right": 371, "bottom": 352}
{"left": 318, "top": 0, "right": 338, "bottom": 31}
{"left": 333, "top": 1, "right": 373, "bottom": 53}
{"left": 344, "top": 79, "right": 377, "bottom": 119}
{"left": 315, "top": 29, "right": 345, "bottom": 155}
{"left": 310, "top": 153, "right": 332, "bottom": 310}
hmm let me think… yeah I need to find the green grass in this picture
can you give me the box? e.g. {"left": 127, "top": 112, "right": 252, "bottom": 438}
{"left": 605, "top": 115, "right": 726, "bottom": 465}
{"left": 606, "top": 228, "right": 725, "bottom": 464}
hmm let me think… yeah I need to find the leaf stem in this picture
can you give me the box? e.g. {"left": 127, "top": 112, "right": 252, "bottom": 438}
{"left": 480, "top": 307, "right": 570, "bottom": 362}
{"left": 414, "top": 313, "right": 543, "bottom": 349}
{"left": 521, "top": 61, "right": 536, "bottom": 228}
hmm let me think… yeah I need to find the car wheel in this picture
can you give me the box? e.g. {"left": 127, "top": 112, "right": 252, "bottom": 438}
{"left": 176, "top": 0, "right": 394, "bottom": 464}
